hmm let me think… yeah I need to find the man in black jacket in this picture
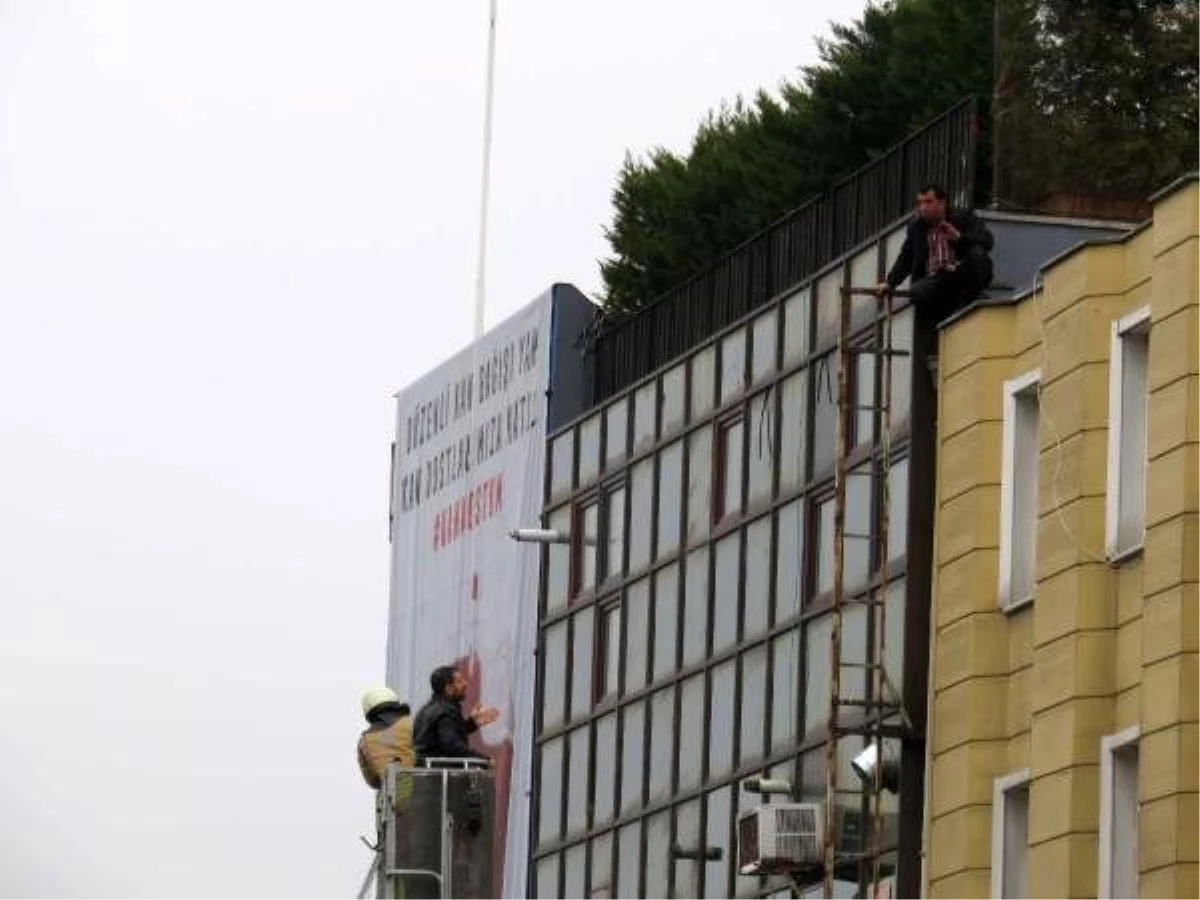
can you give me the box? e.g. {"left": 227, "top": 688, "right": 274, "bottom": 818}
{"left": 412, "top": 665, "right": 499, "bottom": 763}
{"left": 876, "top": 183, "right": 994, "bottom": 321}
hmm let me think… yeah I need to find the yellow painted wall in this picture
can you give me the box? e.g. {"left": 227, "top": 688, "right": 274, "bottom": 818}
{"left": 926, "top": 177, "right": 1199, "bottom": 898}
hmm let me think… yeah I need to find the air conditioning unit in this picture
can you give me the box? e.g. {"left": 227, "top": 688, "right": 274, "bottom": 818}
{"left": 737, "top": 803, "right": 824, "bottom": 876}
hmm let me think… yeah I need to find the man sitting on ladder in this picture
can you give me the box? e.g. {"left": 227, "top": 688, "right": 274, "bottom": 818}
{"left": 875, "top": 182, "right": 994, "bottom": 322}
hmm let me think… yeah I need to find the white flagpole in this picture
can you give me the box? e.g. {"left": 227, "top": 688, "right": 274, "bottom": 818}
{"left": 473, "top": 0, "right": 498, "bottom": 339}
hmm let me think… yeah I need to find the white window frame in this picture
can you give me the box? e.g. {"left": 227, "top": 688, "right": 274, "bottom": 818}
{"left": 999, "top": 370, "right": 1042, "bottom": 610}
{"left": 1098, "top": 726, "right": 1141, "bottom": 899}
{"left": 991, "top": 769, "right": 1031, "bottom": 899}
{"left": 1105, "top": 306, "right": 1152, "bottom": 561}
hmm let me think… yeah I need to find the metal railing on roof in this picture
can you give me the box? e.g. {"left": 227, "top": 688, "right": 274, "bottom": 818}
{"left": 592, "top": 97, "right": 978, "bottom": 401}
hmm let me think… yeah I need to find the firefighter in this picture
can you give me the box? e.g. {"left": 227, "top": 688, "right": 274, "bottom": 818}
{"left": 357, "top": 686, "right": 415, "bottom": 789}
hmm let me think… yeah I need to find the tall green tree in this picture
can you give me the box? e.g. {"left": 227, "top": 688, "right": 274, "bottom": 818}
{"left": 600, "top": 0, "right": 994, "bottom": 315}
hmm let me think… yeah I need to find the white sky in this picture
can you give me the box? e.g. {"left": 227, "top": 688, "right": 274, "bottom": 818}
{"left": 0, "top": 1, "right": 868, "bottom": 895}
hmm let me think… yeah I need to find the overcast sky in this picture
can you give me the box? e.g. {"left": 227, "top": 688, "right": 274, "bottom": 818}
{"left": 0, "top": 2, "right": 868, "bottom": 896}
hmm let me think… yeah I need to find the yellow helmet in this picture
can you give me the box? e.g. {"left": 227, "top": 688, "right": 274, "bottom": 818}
{"left": 360, "top": 686, "right": 400, "bottom": 718}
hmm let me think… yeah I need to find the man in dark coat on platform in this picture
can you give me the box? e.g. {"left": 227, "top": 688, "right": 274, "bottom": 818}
{"left": 412, "top": 665, "right": 498, "bottom": 763}
{"left": 876, "top": 182, "right": 994, "bottom": 321}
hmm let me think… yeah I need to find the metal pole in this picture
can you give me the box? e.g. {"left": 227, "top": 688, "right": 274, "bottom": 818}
{"left": 473, "top": 0, "right": 498, "bottom": 339}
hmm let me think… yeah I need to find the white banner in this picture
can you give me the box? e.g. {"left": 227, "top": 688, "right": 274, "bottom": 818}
{"left": 386, "top": 292, "right": 551, "bottom": 899}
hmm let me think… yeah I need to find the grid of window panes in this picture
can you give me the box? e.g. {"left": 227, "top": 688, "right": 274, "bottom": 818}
{"left": 535, "top": 238, "right": 914, "bottom": 899}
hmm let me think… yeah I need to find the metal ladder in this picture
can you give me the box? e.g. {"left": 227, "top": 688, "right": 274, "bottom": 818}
{"left": 822, "top": 286, "right": 914, "bottom": 899}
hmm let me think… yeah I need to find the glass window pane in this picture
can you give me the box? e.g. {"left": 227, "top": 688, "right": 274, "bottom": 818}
{"left": 804, "top": 616, "right": 831, "bottom": 736}
{"left": 563, "top": 843, "right": 586, "bottom": 900}
{"left": 537, "top": 854, "right": 559, "bottom": 899}
{"left": 752, "top": 310, "right": 778, "bottom": 384}
{"left": 775, "top": 500, "right": 803, "bottom": 623}
{"left": 604, "top": 486, "right": 626, "bottom": 581}
{"left": 812, "top": 352, "right": 839, "bottom": 478}
{"left": 589, "top": 833, "right": 613, "bottom": 899}
{"left": 653, "top": 563, "right": 679, "bottom": 681}
{"left": 571, "top": 608, "right": 594, "bottom": 721}
{"left": 740, "top": 645, "right": 768, "bottom": 766}
{"left": 593, "top": 713, "right": 617, "bottom": 826}
{"left": 719, "top": 419, "right": 744, "bottom": 520}
{"left": 598, "top": 603, "right": 621, "bottom": 703}
{"left": 648, "top": 687, "right": 675, "bottom": 803}
{"left": 629, "top": 458, "right": 654, "bottom": 572}
{"left": 814, "top": 266, "right": 844, "bottom": 349}
{"left": 783, "top": 288, "right": 810, "bottom": 366}
{"left": 851, "top": 246, "right": 878, "bottom": 294}
{"left": 579, "top": 415, "right": 601, "bottom": 487}
{"left": 816, "top": 495, "right": 835, "bottom": 597}
{"left": 855, "top": 350, "right": 876, "bottom": 447}
{"left": 708, "top": 660, "right": 736, "bottom": 777}
{"left": 678, "top": 673, "right": 705, "bottom": 791}
{"left": 779, "top": 370, "right": 808, "bottom": 492}
{"left": 624, "top": 579, "right": 649, "bottom": 695}
{"left": 543, "top": 621, "right": 567, "bottom": 730}
{"left": 888, "top": 457, "right": 909, "bottom": 561}
{"left": 720, "top": 328, "right": 747, "bottom": 402}
{"left": 645, "top": 811, "right": 671, "bottom": 900}
{"left": 539, "top": 738, "right": 564, "bottom": 844}
{"left": 842, "top": 602, "right": 868, "bottom": 704}
{"left": 662, "top": 362, "right": 686, "bottom": 437}
{"left": 713, "top": 532, "right": 740, "bottom": 654}
{"left": 674, "top": 800, "right": 702, "bottom": 900}
{"left": 744, "top": 516, "right": 771, "bottom": 640}
{"left": 551, "top": 431, "right": 574, "bottom": 498}
{"left": 620, "top": 702, "right": 645, "bottom": 814}
{"left": 567, "top": 727, "right": 590, "bottom": 836}
{"left": 889, "top": 307, "right": 913, "bottom": 425}
{"left": 703, "top": 786, "right": 732, "bottom": 898}
{"left": 691, "top": 346, "right": 716, "bottom": 420}
{"left": 579, "top": 502, "right": 598, "bottom": 593}
{"left": 605, "top": 399, "right": 628, "bottom": 470}
{"left": 687, "top": 427, "right": 713, "bottom": 545}
{"left": 658, "top": 441, "right": 684, "bottom": 559}
{"left": 617, "top": 822, "right": 641, "bottom": 900}
{"left": 747, "top": 389, "right": 775, "bottom": 507}
{"left": 846, "top": 464, "right": 872, "bottom": 593}
{"left": 735, "top": 790, "right": 763, "bottom": 898}
{"left": 634, "top": 382, "right": 657, "bottom": 453}
{"left": 771, "top": 629, "right": 800, "bottom": 752}
{"left": 546, "top": 506, "right": 571, "bottom": 614}
{"left": 683, "top": 547, "right": 710, "bottom": 667}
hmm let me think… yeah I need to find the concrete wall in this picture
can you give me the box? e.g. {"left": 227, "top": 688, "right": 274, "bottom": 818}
{"left": 925, "top": 177, "right": 1198, "bottom": 898}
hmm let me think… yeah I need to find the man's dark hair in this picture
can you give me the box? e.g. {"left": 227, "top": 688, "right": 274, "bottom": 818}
{"left": 430, "top": 665, "right": 458, "bottom": 697}
{"left": 918, "top": 182, "right": 947, "bottom": 200}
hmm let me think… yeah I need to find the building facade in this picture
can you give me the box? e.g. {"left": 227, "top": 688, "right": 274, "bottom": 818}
{"left": 532, "top": 222, "right": 932, "bottom": 899}
{"left": 925, "top": 175, "right": 1199, "bottom": 898}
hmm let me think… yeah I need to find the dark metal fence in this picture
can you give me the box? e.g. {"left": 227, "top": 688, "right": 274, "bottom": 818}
{"left": 592, "top": 98, "right": 978, "bottom": 401}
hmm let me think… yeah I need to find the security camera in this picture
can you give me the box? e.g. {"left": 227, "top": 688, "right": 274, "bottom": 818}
{"left": 851, "top": 742, "right": 900, "bottom": 794}
{"left": 740, "top": 776, "right": 793, "bottom": 796}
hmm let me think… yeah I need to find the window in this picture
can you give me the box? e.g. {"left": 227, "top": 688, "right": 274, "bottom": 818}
{"left": 1106, "top": 307, "right": 1151, "bottom": 560}
{"left": 771, "top": 630, "right": 800, "bottom": 752}
{"left": 692, "top": 346, "right": 716, "bottom": 420}
{"left": 629, "top": 458, "right": 654, "bottom": 572}
{"left": 991, "top": 770, "right": 1030, "bottom": 899}
{"left": 678, "top": 674, "right": 705, "bottom": 790}
{"left": 592, "top": 713, "right": 617, "bottom": 825}
{"left": 783, "top": 288, "right": 810, "bottom": 366}
{"left": 708, "top": 659, "right": 736, "bottom": 777}
{"left": 624, "top": 579, "right": 649, "bottom": 694}
{"left": 999, "top": 371, "right": 1041, "bottom": 609}
{"left": 563, "top": 843, "right": 586, "bottom": 899}
{"left": 648, "top": 687, "right": 675, "bottom": 802}
{"left": 854, "top": 347, "right": 876, "bottom": 446}
{"left": 720, "top": 328, "right": 747, "bottom": 402}
{"left": 539, "top": 737, "right": 565, "bottom": 844}
{"left": 652, "top": 564, "right": 679, "bottom": 681}
{"left": 596, "top": 601, "right": 621, "bottom": 703}
{"left": 566, "top": 727, "right": 590, "bottom": 835}
{"left": 589, "top": 833, "right": 613, "bottom": 899}
{"left": 779, "top": 371, "right": 808, "bottom": 492}
{"left": 716, "top": 417, "right": 745, "bottom": 521}
{"left": 662, "top": 362, "right": 687, "bottom": 436}
{"left": 550, "top": 431, "right": 574, "bottom": 498}
{"left": 574, "top": 500, "right": 599, "bottom": 594}
{"left": 543, "top": 621, "right": 567, "bottom": 730}
{"left": 634, "top": 381, "right": 657, "bottom": 453}
{"left": 604, "top": 399, "right": 628, "bottom": 470}
{"left": 713, "top": 532, "right": 740, "bottom": 654}
{"left": 812, "top": 352, "right": 839, "bottom": 477}
{"left": 747, "top": 389, "right": 776, "bottom": 506}
{"left": 601, "top": 485, "right": 625, "bottom": 582}
{"left": 739, "top": 645, "right": 768, "bottom": 765}
{"left": 570, "top": 608, "right": 594, "bottom": 720}
{"left": 658, "top": 441, "right": 684, "bottom": 559}
{"left": 545, "top": 506, "right": 571, "bottom": 614}
{"left": 682, "top": 547, "right": 710, "bottom": 667}
{"left": 579, "top": 415, "right": 601, "bottom": 487}
{"left": 751, "top": 311, "right": 778, "bottom": 383}
{"left": 1099, "top": 727, "right": 1140, "bottom": 899}
{"left": 617, "top": 821, "right": 641, "bottom": 899}
{"left": 775, "top": 499, "right": 804, "bottom": 623}
{"left": 687, "top": 428, "right": 714, "bottom": 545}
{"left": 537, "top": 854, "right": 560, "bottom": 899}
{"left": 619, "top": 702, "right": 645, "bottom": 814}
{"left": 744, "top": 516, "right": 771, "bottom": 639}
